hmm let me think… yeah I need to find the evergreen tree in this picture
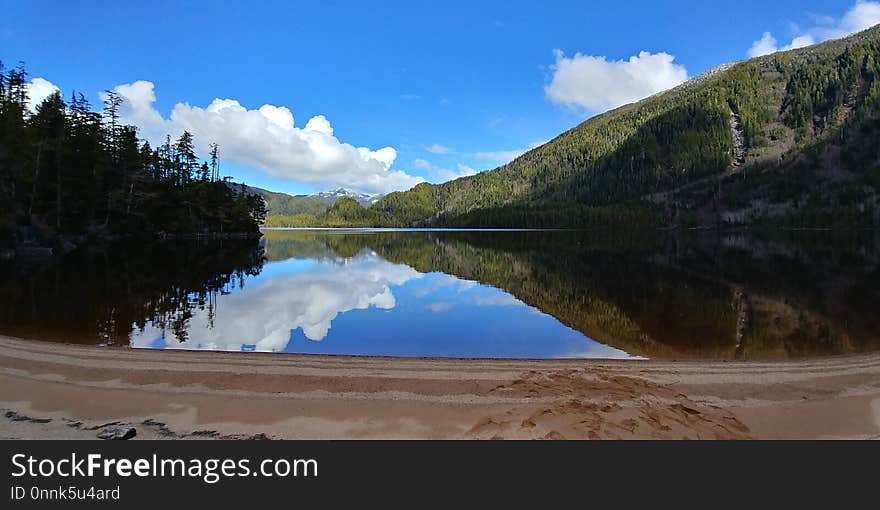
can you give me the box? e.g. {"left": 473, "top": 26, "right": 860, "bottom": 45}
{"left": 175, "top": 130, "right": 196, "bottom": 185}
{"left": 0, "top": 61, "right": 266, "bottom": 250}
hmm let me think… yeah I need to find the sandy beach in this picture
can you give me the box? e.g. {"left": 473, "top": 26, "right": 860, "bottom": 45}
{"left": 0, "top": 335, "right": 878, "bottom": 440}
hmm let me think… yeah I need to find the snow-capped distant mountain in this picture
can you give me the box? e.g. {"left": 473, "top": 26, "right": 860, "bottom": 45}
{"left": 306, "top": 188, "right": 384, "bottom": 207}
{"left": 233, "top": 184, "right": 385, "bottom": 216}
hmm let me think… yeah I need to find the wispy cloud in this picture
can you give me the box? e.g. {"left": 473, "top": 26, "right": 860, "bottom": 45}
{"left": 425, "top": 143, "right": 453, "bottom": 154}
{"left": 473, "top": 294, "right": 525, "bottom": 307}
{"left": 412, "top": 159, "right": 478, "bottom": 182}
{"left": 476, "top": 150, "right": 523, "bottom": 162}
{"left": 413, "top": 158, "right": 433, "bottom": 170}
{"left": 427, "top": 302, "right": 452, "bottom": 312}
{"left": 475, "top": 141, "right": 548, "bottom": 165}
{"left": 747, "top": 1, "right": 880, "bottom": 57}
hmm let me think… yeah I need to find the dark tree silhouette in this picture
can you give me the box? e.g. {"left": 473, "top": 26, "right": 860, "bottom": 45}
{"left": 0, "top": 62, "right": 265, "bottom": 252}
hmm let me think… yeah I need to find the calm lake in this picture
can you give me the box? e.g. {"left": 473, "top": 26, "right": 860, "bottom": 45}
{"left": 1, "top": 229, "right": 878, "bottom": 360}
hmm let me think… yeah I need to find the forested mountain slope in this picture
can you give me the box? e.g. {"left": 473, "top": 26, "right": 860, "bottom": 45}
{"left": 237, "top": 184, "right": 330, "bottom": 216}
{"left": 244, "top": 185, "right": 386, "bottom": 227}
{"left": 372, "top": 25, "right": 880, "bottom": 228}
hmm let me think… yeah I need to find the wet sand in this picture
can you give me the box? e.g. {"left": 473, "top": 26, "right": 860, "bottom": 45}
{"left": 0, "top": 335, "right": 878, "bottom": 439}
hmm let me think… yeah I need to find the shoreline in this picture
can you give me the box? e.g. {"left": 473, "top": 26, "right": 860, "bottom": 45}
{"left": 1, "top": 335, "right": 878, "bottom": 440}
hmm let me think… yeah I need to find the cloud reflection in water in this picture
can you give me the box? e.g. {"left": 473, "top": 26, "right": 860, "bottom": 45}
{"left": 131, "top": 251, "right": 421, "bottom": 351}
{"left": 131, "top": 247, "right": 634, "bottom": 359}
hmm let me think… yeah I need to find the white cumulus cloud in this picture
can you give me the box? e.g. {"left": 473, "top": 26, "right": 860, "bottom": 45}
{"left": 545, "top": 50, "right": 689, "bottom": 113}
{"left": 831, "top": 0, "right": 880, "bottom": 36}
{"left": 748, "top": 32, "right": 816, "bottom": 57}
{"left": 747, "top": 1, "right": 880, "bottom": 57}
{"left": 453, "top": 163, "right": 477, "bottom": 178}
{"left": 25, "top": 77, "right": 60, "bottom": 113}
{"left": 108, "top": 80, "right": 424, "bottom": 194}
{"left": 748, "top": 32, "right": 780, "bottom": 57}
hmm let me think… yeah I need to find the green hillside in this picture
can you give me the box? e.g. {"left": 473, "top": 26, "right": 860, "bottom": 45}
{"left": 264, "top": 197, "right": 391, "bottom": 228}
{"left": 238, "top": 184, "right": 330, "bottom": 216}
{"left": 370, "top": 25, "right": 880, "bottom": 228}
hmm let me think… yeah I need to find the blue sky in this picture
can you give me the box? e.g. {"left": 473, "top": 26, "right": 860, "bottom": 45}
{"left": 3, "top": 0, "right": 877, "bottom": 195}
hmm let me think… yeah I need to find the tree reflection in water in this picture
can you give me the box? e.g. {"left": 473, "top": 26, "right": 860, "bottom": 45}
{"left": 1, "top": 229, "right": 877, "bottom": 360}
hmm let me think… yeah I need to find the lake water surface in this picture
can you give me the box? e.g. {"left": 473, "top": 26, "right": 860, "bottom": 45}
{"left": 1, "top": 229, "right": 878, "bottom": 359}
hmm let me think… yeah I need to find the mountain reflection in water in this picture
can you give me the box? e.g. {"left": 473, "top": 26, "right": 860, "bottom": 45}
{"left": 1, "top": 229, "right": 878, "bottom": 360}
